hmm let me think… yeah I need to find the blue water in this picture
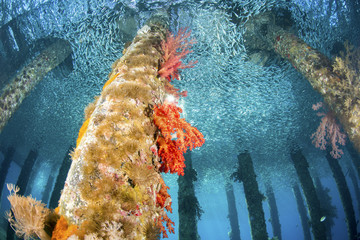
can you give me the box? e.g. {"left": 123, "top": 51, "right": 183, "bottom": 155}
{"left": 1, "top": 0, "right": 360, "bottom": 239}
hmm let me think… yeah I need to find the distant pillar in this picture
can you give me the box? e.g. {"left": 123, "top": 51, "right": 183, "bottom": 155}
{"left": 346, "top": 143, "right": 360, "bottom": 179}
{"left": 42, "top": 165, "right": 56, "bottom": 205}
{"left": 290, "top": 148, "right": 326, "bottom": 240}
{"left": 0, "top": 39, "right": 72, "bottom": 132}
{"left": 232, "top": 151, "right": 268, "bottom": 240}
{"left": 225, "top": 182, "right": 241, "bottom": 240}
{"left": 7, "top": 149, "right": 38, "bottom": 240}
{"left": 265, "top": 184, "right": 282, "bottom": 240}
{"left": 0, "top": 147, "right": 15, "bottom": 200}
{"left": 49, "top": 146, "right": 72, "bottom": 209}
{"left": 16, "top": 150, "right": 38, "bottom": 195}
{"left": 314, "top": 177, "right": 336, "bottom": 240}
{"left": 292, "top": 184, "right": 311, "bottom": 240}
{"left": 178, "top": 152, "right": 202, "bottom": 240}
{"left": 347, "top": 166, "right": 360, "bottom": 215}
{"left": 325, "top": 151, "right": 357, "bottom": 239}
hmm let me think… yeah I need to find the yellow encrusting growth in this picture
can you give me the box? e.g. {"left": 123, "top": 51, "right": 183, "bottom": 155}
{"left": 76, "top": 118, "right": 90, "bottom": 147}
{"left": 102, "top": 72, "right": 120, "bottom": 91}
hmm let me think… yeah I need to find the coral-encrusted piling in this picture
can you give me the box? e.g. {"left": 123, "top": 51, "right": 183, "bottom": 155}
{"left": 57, "top": 13, "right": 170, "bottom": 239}
{"left": 0, "top": 39, "right": 72, "bottom": 132}
{"left": 55, "top": 11, "right": 204, "bottom": 239}
{"left": 7, "top": 11, "right": 204, "bottom": 240}
{"left": 244, "top": 12, "right": 360, "bottom": 154}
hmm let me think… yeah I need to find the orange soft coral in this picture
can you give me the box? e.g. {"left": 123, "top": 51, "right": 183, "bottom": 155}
{"left": 156, "top": 214, "right": 175, "bottom": 239}
{"left": 154, "top": 102, "right": 205, "bottom": 151}
{"left": 153, "top": 101, "right": 205, "bottom": 175}
{"left": 157, "top": 136, "right": 186, "bottom": 175}
{"left": 158, "top": 28, "right": 198, "bottom": 82}
{"left": 156, "top": 178, "right": 172, "bottom": 213}
{"left": 76, "top": 118, "right": 90, "bottom": 147}
{"left": 155, "top": 178, "right": 174, "bottom": 238}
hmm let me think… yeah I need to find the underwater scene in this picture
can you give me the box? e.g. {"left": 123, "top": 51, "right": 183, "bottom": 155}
{"left": 0, "top": 0, "right": 360, "bottom": 239}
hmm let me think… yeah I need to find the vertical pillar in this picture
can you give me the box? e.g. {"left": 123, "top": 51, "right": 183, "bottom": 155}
{"left": 56, "top": 11, "right": 172, "bottom": 238}
{"left": 178, "top": 152, "right": 202, "bottom": 240}
{"left": 225, "top": 182, "right": 241, "bottom": 240}
{"left": 290, "top": 149, "right": 326, "bottom": 240}
{"left": 325, "top": 152, "right": 357, "bottom": 239}
{"left": 7, "top": 149, "right": 38, "bottom": 240}
{"left": 292, "top": 184, "right": 311, "bottom": 240}
{"left": 0, "top": 147, "right": 15, "bottom": 200}
{"left": 265, "top": 184, "right": 282, "bottom": 240}
{"left": 42, "top": 166, "right": 56, "bottom": 205}
{"left": 346, "top": 143, "right": 360, "bottom": 179}
{"left": 16, "top": 150, "right": 38, "bottom": 195}
{"left": 48, "top": 146, "right": 72, "bottom": 209}
{"left": 347, "top": 167, "right": 360, "bottom": 215}
{"left": 314, "top": 177, "right": 336, "bottom": 240}
{"left": 232, "top": 151, "right": 268, "bottom": 240}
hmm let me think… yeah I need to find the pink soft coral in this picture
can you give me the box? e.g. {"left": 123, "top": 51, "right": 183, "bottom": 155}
{"left": 311, "top": 102, "right": 347, "bottom": 159}
{"left": 158, "top": 28, "right": 198, "bottom": 82}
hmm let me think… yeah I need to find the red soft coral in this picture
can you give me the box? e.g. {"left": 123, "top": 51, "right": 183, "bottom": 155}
{"left": 154, "top": 101, "right": 205, "bottom": 151}
{"left": 156, "top": 178, "right": 172, "bottom": 212}
{"left": 157, "top": 136, "right": 186, "bottom": 175}
{"left": 155, "top": 214, "right": 175, "bottom": 239}
{"left": 158, "top": 28, "right": 198, "bottom": 82}
{"left": 164, "top": 81, "right": 188, "bottom": 99}
{"left": 155, "top": 178, "right": 174, "bottom": 238}
{"left": 153, "top": 101, "right": 205, "bottom": 175}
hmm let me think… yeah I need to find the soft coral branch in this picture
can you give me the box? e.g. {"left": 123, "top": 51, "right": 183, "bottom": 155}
{"left": 311, "top": 102, "right": 347, "bottom": 159}
{"left": 155, "top": 178, "right": 174, "bottom": 238}
{"left": 155, "top": 214, "right": 175, "bottom": 239}
{"left": 158, "top": 28, "right": 198, "bottom": 82}
{"left": 154, "top": 102, "right": 205, "bottom": 152}
{"left": 153, "top": 101, "right": 205, "bottom": 175}
{"left": 156, "top": 178, "right": 172, "bottom": 213}
{"left": 157, "top": 136, "right": 186, "bottom": 175}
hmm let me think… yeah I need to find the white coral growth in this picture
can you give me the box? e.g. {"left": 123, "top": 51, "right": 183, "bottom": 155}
{"left": 101, "top": 220, "right": 125, "bottom": 240}
{"left": 6, "top": 184, "right": 51, "bottom": 240}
